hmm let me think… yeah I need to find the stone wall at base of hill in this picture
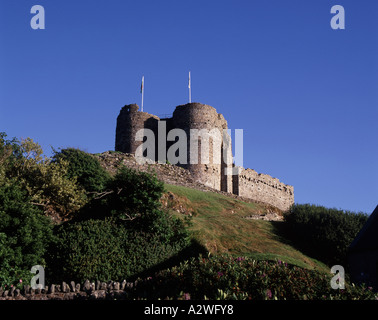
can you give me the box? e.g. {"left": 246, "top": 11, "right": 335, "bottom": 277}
{"left": 0, "top": 279, "right": 141, "bottom": 300}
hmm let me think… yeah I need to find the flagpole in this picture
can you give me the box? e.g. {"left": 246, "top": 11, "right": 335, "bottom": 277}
{"left": 141, "top": 76, "right": 144, "bottom": 112}
{"left": 188, "top": 71, "right": 191, "bottom": 103}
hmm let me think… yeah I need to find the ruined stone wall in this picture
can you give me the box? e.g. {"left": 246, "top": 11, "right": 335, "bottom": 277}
{"left": 235, "top": 167, "right": 294, "bottom": 212}
{"left": 95, "top": 152, "right": 289, "bottom": 213}
{"left": 0, "top": 279, "right": 148, "bottom": 300}
{"left": 95, "top": 152, "right": 278, "bottom": 210}
{"left": 97, "top": 151, "right": 197, "bottom": 187}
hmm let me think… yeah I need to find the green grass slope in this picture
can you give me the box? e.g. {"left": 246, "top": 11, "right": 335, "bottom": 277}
{"left": 164, "top": 184, "right": 329, "bottom": 273}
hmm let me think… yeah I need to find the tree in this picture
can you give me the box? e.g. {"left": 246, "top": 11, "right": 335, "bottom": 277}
{"left": 52, "top": 148, "right": 111, "bottom": 194}
{"left": 0, "top": 133, "right": 87, "bottom": 220}
{"left": 82, "top": 166, "right": 165, "bottom": 227}
{"left": 0, "top": 182, "right": 54, "bottom": 288}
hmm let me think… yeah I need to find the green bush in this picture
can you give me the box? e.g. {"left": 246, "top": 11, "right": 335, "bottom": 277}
{"left": 283, "top": 204, "right": 368, "bottom": 267}
{"left": 129, "top": 255, "right": 378, "bottom": 300}
{"left": 46, "top": 166, "right": 199, "bottom": 283}
{"left": 0, "top": 132, "right": 22, "bottom": 166}
{"left": 0, "top": 182, "right": 54, "bottom": 289}
{"left": 108, "top": 166, "right": 164, "bottom": 215}
{"left": 47, "top": 217, "right": 191, "bottom": 283}
{"left": 79, "top": 166, "right": 166, "bottom": 232}
{"left": 52, "top": 148, "right": 111, "bottom": 194}
{"left": 0, "top": 134, "right": 87, "bottom": 219}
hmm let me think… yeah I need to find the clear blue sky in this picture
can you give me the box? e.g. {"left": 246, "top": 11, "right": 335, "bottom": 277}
{"left": 1, "top": 0, "right": 377, "bottom": 214}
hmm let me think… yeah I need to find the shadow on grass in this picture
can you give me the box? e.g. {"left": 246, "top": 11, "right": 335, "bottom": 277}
{"left": 270, "top": 220, "right": 331, "bottom": 270}
{"left": 269, "top": 221, "right": 297, "bottom": 246}
{"left": 45, "top": 237, "right": 208, "bottom": 286}
{"left": 128, "top": 239, "right": 208, "bottom": 281}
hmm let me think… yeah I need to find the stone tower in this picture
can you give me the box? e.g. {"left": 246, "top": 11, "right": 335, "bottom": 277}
{"left": 115, "top": 102, "right": 233, "bottom": 192}
{"left": 115, "top": 104, "right": 159, "bottom": 155}
{"left": 171, "top": 103, "right": 233, "bottom": 192}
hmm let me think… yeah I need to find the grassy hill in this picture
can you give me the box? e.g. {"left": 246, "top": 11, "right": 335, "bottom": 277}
{"left": 164, "top": 183, "right": 329, "bottom": 273}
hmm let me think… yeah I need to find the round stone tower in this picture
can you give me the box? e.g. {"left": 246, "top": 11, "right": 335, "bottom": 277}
{"left": 172, "top": 102, "right": 232, "bottom": 191}
{"left": 115, "top": 104, "right": 160, "bottom": 156}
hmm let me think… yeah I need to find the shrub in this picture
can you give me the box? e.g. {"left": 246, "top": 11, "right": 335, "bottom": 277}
{"left": 52, "top": 148, "right": 111, "bottom": 194}
{"left": 283, "top": 204, "right": 369, "bottom": 266}
{"left": 0, "top": 132, "right": 22, "bottom": 166}
{"left": 129, "top": 255, "right": 378, "bottom": 300}
{"left": 45, "top": 164, "right": 194, "bottom": 283}
{"left": 0, "top": 182, "right": 54, "bottom": 289}
{"left": 106, "top": 165, "right": 164, "bottom": 216}
{"left": 47, "top": 217, "right": 192, "bottom": 283}
{"left": 0, "top": 135, "right": 87, "bottom": 219}
{"left": 79, "top": 166, "right": 166, "bottom": 232}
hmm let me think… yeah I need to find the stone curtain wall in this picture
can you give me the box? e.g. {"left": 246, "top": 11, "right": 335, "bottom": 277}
{"left": 97, "top": 151, "right": 198, "bottom": 188}
{"left": 96, "top": 152, "right": 293, "bottom": 212}
{"left": 235, "top": 168, "right": 294, "bottom": 212}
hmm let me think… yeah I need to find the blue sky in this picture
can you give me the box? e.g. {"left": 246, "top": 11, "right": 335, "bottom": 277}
{"left": 1, "top": 0, "right": 377, "bottom": 214}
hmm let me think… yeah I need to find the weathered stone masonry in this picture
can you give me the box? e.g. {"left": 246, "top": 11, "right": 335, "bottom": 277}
{"left": 0, "top": 279, "right": 144, "bottom": 300}
{"left": 115, "top": 102, "right": 294, "bottom": 211}
{"left": 233, "top": 168, "right": 294, "bottom": 213}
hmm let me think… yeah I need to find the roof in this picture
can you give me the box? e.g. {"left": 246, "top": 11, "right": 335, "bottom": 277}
{"left": 349, "top": 205, "right": 378, "bottom": 252}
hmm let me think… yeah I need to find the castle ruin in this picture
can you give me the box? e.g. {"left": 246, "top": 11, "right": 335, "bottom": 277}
{"left": 115, "top": 102, "right": 294, "bottom": 211}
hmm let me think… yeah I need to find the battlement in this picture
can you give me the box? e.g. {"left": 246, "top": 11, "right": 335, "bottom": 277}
{"left": 115, "top": 103, "right": 294, "bottom": 211}
{"left": 233, "top": 167, "right": 294, "bottom": 212}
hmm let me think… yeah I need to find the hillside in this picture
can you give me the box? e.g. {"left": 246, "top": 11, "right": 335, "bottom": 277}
{"left": 1, "top": 139, "right": 374, "bottom": 300}
{"left": 162, "top": 183, "right": 329, "bottom": 273}
{"left": 95, "top": 151, "right": 328, "bottom": 273}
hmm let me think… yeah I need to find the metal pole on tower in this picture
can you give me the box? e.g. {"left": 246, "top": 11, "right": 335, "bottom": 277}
{"left": 141, "top": 76, "right": 144, "bottom": 112}
{"left": 188, "top": 71, "right": 191, "bottom": 103}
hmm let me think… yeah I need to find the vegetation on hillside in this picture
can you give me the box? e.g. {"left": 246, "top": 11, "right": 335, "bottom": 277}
{"left": 127, "top": 254, "right": 377, "bottom": 300}
{"left": 52, "top": 148, "right": 111, "bottom": 195}
{"left": 0, "top": 133, "right": 194, "bottom": 288}
{"left": 0, "top": 133, "right": 86, "bottom": 220}
{"left": 0, "top": 132, "right": 375, "bottom": 299}
{"left": 283, "top": 204, "right": 369, "bottom": 267}
{"left": 0, "top": 182, "right": 53, "bottom": 287}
